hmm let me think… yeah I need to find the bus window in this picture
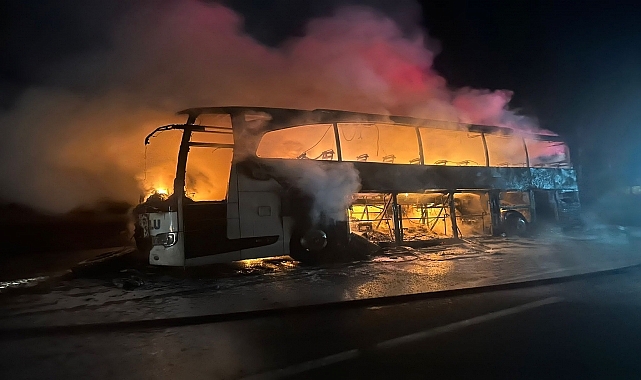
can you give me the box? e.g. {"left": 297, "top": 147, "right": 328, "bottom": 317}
{"left": 500, "top": 191, "right": 532, "bottom": 222}
{"left": 526, "top": 139, "right": 571, "bottom": 168}
{"left": 454, "top": 192, "right": 492, "bottom": 236}
{"left": 485, "top": 135, "right": 527, "bottom": 167}
{"left": 500, "top": 191, "right": 530, "bottom": 207}
{"left": 397, "top": 192, "right": 454, "bottom": 239}
{"left": 256, "top": 124, "right": 337, "bottom": 160}
{"left": 420, "top": 128, "right": 485, "bottom": 166}
{"left": 185, "top": 130, "right": 234, "bottom": 202}
{"left": 185, "top": 147, "right": 233, "bottom": 201}
{"left": 349, "top": 193, "right": 395, "bottom": 242}
{"left": 338, "top": 123, "right": 420, "bottom": 164}
{"left": 141, "top": 129, "right": 183, "bottom": 198}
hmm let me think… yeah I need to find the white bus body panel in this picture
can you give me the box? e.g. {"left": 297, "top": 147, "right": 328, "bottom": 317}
{"left": 147, "top": 211, "right": 185, "bottom": 266}
{"left": 234, "top": 166, "right": 287, "bottom": 259}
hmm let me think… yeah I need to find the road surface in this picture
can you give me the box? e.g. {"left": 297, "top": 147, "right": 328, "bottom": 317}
{"left": 2, "top": 264, "right": 641, "bottom": 379}
{"left": 1, "top": 229, "right": 641, "bottom": 379}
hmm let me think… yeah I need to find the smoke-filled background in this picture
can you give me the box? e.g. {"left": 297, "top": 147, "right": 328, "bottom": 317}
{"left": 1, "top": 0, "right": 640, "bottom": 220}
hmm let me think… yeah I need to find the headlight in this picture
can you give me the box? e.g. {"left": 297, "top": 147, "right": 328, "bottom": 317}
{"left": 152, "top": 232, "right": 178, "bottom": 247}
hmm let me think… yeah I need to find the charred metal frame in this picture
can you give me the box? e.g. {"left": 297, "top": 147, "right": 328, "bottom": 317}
{"left": 415, "top": 127, "right": 425, "bottom": 165}
{"left": 448, "top": 192, "right": 460, "bottom": 239}
{"left": 391, "top": 193, "right": 402, "bottom": 243}
{"left": 332, "top": 123, "right": 343, "bottom": 162}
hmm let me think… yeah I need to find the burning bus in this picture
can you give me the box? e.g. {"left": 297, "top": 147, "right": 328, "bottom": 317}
{"left": 134, "top": 106, "right": 580, "bottom": 266}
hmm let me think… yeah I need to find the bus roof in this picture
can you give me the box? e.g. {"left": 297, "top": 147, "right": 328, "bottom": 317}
{"left": 177, "top": 106, "right": 565, "bottom": 142}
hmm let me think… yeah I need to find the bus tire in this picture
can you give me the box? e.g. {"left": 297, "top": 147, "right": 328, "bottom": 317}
{"left": 503, "top": 211, "right": 528, "bottom": 237}
{"left": 289, "top": 233, "right": 321, "bottom": 265}
{"left": 289, "top": 230, "right": 376, "bottom": 264}
{"left": 288, "top": 229, "right": 327, "bottom": 264}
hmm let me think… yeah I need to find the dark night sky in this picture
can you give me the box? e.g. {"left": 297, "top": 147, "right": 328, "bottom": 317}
{"left": 1, "top": 0, "right": 640, "bottom": 201}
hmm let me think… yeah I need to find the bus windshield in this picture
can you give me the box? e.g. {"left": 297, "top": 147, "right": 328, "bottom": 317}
{"left": 140, "top": 113, "right": 234, "bottom": 202}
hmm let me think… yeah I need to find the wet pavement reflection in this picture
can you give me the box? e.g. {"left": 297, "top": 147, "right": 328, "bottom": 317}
{"left": 1, "top": 230, "right": 640, "bottom": 331}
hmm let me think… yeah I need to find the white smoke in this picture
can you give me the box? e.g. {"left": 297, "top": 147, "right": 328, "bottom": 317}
{"left": 272, "top": 161, "right": 361, "bottom": 223}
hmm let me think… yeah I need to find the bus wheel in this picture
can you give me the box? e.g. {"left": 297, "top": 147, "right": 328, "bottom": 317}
{"left": 503, "top": 211, "right": 528, "bottom": 237}
{"left": 289, "top": 229, "right": 328, "bottom": 264}
{"left": 290, "top": 230, "right": 377, "bottom": 264}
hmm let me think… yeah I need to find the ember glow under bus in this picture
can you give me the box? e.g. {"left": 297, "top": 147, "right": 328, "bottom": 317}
{"left": 134, "top": 107, "right": 580, "bottom": 266}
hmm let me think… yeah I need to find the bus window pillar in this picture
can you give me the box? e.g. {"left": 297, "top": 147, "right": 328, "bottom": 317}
{"left": 529, "top": 189, "right": 537, "bottom": 224}
{"left": 489, "top": 190, "right": 502, "bottom": 236}
{"left": 391, "top": 193, "right": 403, "bottom": 244}
{"left": 448, "top": 191, "right": 459, "bottom": 239}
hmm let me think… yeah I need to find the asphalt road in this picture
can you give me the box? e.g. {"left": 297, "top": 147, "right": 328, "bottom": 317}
{"left": 2, "top": 265, "right": 641, "bottom": 379}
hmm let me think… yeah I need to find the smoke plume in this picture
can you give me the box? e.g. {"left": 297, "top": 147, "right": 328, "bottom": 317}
{"left": 0, "top": 0, "right": 540, "bottom": 212}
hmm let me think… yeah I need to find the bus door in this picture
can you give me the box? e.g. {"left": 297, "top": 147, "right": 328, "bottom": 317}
{"left": 182, "top": 144, "right": 239, "bottom": 262}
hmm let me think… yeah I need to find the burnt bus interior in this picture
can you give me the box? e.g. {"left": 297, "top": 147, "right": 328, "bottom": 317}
{"left": 137, "top": 107, "right": 580, "bottom": 263}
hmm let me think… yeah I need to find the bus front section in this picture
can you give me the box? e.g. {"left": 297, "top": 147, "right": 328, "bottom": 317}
{"left": 133, "top": 113, "right": 236, "bottom": 266}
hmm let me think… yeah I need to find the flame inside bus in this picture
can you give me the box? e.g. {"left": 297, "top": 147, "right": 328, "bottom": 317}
{"left": 141, "top": 114, "right": 234, "bottom": 201}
